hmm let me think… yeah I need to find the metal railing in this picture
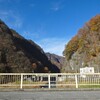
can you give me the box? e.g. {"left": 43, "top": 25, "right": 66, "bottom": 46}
{"left": 0, "top": 73, "right": 100, "bottom": 89}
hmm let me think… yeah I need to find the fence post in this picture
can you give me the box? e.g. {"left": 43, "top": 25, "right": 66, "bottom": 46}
{"left": 48, "top": 74, "right": 51, "bottom": 89}
{"left": 75, "top": 74, "right": 78, "bottom": 88}
{"left": 20, "top": 73, "right": 23, "bottom": 89}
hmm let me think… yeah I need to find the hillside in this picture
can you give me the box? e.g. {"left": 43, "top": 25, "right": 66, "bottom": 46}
{"left": 0, "top": 19, "right": 60, "bottom": 73}
{"left": 63, "top": 15, "right": 100, "bottom": 72}
{"left": 46, "top": 53, "right": 65, "bottom": 70}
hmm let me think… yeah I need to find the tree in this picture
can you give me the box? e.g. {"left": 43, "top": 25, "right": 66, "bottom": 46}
{"left": 0, "top": 48, "right": 7, "bottom": 64}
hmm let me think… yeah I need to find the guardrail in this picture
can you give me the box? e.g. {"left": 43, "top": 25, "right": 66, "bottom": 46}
{"left": 0, "top": 73, "right": 100, "bottom": 89}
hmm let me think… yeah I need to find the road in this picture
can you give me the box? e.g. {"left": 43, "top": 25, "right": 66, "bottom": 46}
{"left": 0, "top": 90, "right": 100, "bottom": 100}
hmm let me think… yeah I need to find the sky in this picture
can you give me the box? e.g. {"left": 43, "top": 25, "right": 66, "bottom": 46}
{"left": 0, "top": 0, "right": 100, "bottom": 56}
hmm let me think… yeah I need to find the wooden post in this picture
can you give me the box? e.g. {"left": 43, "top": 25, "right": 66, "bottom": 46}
{"left": 48, "top": 74, "right": 51, "bottom": 89}
{"left": 20, "top": 74, "right": 23, "bottom": 89}
{"left": 75, "top": 74, "right": 78, "bottom": 88}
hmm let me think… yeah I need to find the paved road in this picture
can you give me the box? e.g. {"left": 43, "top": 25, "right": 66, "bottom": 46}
{"left": 0, "top": 91, "right": 100, "bottom": 100}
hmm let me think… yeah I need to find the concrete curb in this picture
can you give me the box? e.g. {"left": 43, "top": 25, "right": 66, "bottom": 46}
{"left": 0, "top": 88, "right": 100, "bottom": 92}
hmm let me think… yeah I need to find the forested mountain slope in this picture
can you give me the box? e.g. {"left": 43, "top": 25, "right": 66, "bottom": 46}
{"left": 0, "top": 20, "right": 60, "bottom": 73}
{"left": 63, "top": 15, "right": 100, "bottom": 72}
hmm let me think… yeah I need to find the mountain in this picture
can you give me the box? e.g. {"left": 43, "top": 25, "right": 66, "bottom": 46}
{"left": 0, "top": 19, "right": 60, "bottom": 73}
{"left": 63, "top": 15, "right": 100, "bottom": 73}
{"left": 46, "top": 53, "right": 65, "bottom": 70}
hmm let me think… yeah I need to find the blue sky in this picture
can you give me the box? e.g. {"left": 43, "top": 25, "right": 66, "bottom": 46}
{"left": 0, "top": 0, "right": 100, "bottom": 56}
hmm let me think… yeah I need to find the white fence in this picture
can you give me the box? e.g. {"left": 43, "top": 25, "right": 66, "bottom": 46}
{"left": 0, "top": 73, "right": 100, "bottom": 89}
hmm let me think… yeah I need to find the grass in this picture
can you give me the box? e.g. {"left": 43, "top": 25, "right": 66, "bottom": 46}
{"left": 79, "top": 84, "right": 100, "bottom": 88}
